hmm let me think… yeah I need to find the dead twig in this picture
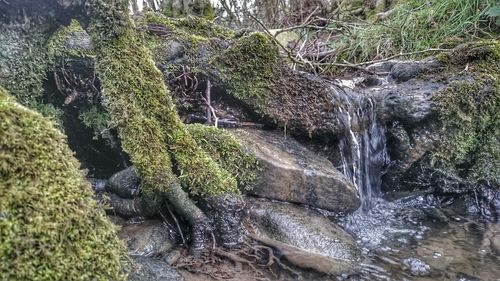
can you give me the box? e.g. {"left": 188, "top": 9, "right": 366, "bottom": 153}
{"left": 164, "top": 204, "right": 187, "bottom": 247}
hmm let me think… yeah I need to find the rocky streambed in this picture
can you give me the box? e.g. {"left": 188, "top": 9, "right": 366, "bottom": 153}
{"left": 95, "top": 124, "right": 500, "bottom": 281}
{"left": 1, "top": 8, "right": 498, "bottom": 279}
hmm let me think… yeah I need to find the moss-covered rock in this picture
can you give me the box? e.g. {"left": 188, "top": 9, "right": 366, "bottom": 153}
{"left": 0, "top": 87, "right": 127, "bottom": 280}
{"left": 433, "top": 40, "right": 500, "bottom": 185}
{"left": 1, "top": 19, "right": 95, "bottom": 123}
{"left": 86, "top": 0, "right": 238, "bottom": 197}
{"left": 213, "top": 32, "right": 354, "bottom": 137}
{"left": 186, "top": 124, "right": 261, "bottom": 191}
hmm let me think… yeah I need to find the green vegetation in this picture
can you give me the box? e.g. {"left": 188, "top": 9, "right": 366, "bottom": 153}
{"left": 4, "top": 20, "right": 94, "bottom": 122}
{"left": 333, "top": 0, "right": 498, "bottom": 62}
{"left": 86, "top": 0, "right": 238, "bottom": 196}
{"left": 186, "top": 124, "right": 262, "bottom": 191}
{"left": 434, "top": 40, "right": 499, "bottom": 184}
{"left": 0, "top": 87, "right": 126, "bottom": 280}
{"left": 78, "top": 104, "right": 112, "bottom": 140}
{"left": 214, "top": 32, "right": 280, "bottom": 113}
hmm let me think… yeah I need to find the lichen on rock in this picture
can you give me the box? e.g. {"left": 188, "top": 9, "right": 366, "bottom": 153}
{"left": 0, "top": 87, "right": 127, "bottom": 280}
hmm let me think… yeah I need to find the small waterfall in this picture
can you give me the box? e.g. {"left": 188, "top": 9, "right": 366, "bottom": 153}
{"left": 339, "top": 96, "right": 387, "bottom": 212}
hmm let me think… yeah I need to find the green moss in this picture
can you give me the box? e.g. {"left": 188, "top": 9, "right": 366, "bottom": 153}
{"left": 212, "top": 32, "right": 343, "bottom": 136}
{"left": 4, "top": 19, "right": 93, "bottom": 122}
{"left": 78, "top": 104, "right": 111, "bottom": 140}
{"left": 142, "top": 12, "right": 234, "bottom": 41}
{"left": 433, "top": 40, "right": 500, "bottom": 183}
{"left": 186, "top": 124, "right": 262, "bottom": 191}
{"left": 201, "top": 4, "right": 215, "bottom": 20}
{"left": 214, "top": 32, "right": 280, "bottom": 114}
{"left": 87, "top": 0, "right": 238, "bottom": 196}
{"left": 0, "top": 87, "right": 127, "bottom": 280}
{"left": 4, "top": 30, "right": 53, "bottom": 108}
{"left": 47, "top": 19, "right": 95, "bottom": 59}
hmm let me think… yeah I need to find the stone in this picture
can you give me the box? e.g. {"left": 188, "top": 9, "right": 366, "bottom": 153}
{"left": 365, "top": 60, "right": 398, "bottom": 74}
{"left": 128, "top": 256, "right": 184, "bottom": 281}
{"left": 233, "top": 129, "right": 360, "bottom": 213}
{"left": 371, "top": 79, "right": 445, "bottom": 124}
{"left": 389, "top": 59, "right": 441, "bottom": 83}
{"left": 402, "top": 257, "right": 430, "bottom": 276}
{"left": 247, "top": 198, "right": 362, "bottom": 275}
{"left": 107, "top": 166, "right": 141, "bottom": 198}
{"left": 117, "top": 220, "right": 177, "bottom": 257}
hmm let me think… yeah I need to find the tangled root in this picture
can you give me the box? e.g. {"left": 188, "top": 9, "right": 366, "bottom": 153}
{"left": 173, "top": 237, "right": 303, "bottom": 280}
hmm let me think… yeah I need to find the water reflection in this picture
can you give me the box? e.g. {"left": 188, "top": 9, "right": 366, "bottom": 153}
{"left": 331, "top": 196, "right": 500, "bottom": 280}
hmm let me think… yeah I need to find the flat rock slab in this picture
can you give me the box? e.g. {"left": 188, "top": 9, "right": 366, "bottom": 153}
{"left": 247, "top": 198, "right": 362, "bottom": 275}
{"left": 233, "top": 129, "right": 360, "bottom": 213}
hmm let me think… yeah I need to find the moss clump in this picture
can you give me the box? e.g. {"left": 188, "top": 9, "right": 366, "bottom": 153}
{"left": 214, "top": 32, "right": 280, "bottom": 114}
{"left": 186, "top": 124, "right": 262, "bottom": 191}
{"left": 78, "top": 104, "right": 112, "bottom": 140}
{"left": 0, "top": 87, "right": 127, "bottom": 280}
{"left": 433, "top": 40, "right": 500, "bottom": 184}
{"left": 4, "top": 29, "right": 53, "bottom": 108}
{"left": 86, "top": 0, "right": 238, "bottom": 196}
{"left": 47, "top": 19, "right": 95, "bottom": 59}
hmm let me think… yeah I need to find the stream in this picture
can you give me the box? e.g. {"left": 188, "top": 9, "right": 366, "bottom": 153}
{"left": 330, "top": 95, "right": 500, "bottom": 281}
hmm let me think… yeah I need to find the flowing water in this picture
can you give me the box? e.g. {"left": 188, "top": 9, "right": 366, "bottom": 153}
{"left": 338, "top": 96, "right": 388, "bottom": 211}
{"left": 335, "top": 96, "right": 500, "bottom": 281}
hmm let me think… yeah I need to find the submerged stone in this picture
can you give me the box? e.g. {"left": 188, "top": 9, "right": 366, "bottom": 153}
{"left": 117, "top": 220, "right": 177, "bottom": 257}
{"left": 402, "top": 257, "right": 430, "bottom": 276}
{"left": 247, "top": 198, "right": 362, "bottom": 275}
{"left": 128, "top": 256, "right": 184, "bottom": 281}
{"left": 233, "top": 129, "right": 360, "bottom": 213}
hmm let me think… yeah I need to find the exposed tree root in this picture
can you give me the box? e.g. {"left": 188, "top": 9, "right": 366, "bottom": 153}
{"left": 173, "top": 237, "right": 304, "bottom": 280}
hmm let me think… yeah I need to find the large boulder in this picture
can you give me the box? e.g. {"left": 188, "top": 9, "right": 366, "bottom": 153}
{"left": 233, "top": 129, "right": 360, "bottom": 213}
{"left": 247, "top": 198, "right": 362, "bottom": 275}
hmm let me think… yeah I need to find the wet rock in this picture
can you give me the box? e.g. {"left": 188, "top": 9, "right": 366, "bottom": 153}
{"left": 402, "top": 258, "right": 430, "bottom": 276}
{"left": 247, "top": 198, "right": 362, "bottom": 275}
{"left": 128, "top": 256, "right": 184, "bottom": 281}
{"left": 107, "top": 166, "right": 140, "bottom": 198}
{"left": 372, "top": 79, "right": 445, "bottom": 124}
{"left": 462, "top": 184, "right": 500, "bottom": 222}
{"left": 203, "top": 193, "right": 246, "bottom": 249}
{"left": 117, "top": 220, "right": 177, "bottom": 257}
{"left": 390, "top": 59, "right": 441, "bottom": 83}
{"left": 98, "top": 192, "right": 159, "bottom": 218}
{"left": 233, "top": 129, "right": 360, "bottom": 213}
{"left": 365, "top": 60, "right": 398, "bottom": 74}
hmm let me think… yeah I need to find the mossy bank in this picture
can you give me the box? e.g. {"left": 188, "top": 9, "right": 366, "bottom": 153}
{"left": 0, "top": 87, "right": 127, "bottom": 280}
